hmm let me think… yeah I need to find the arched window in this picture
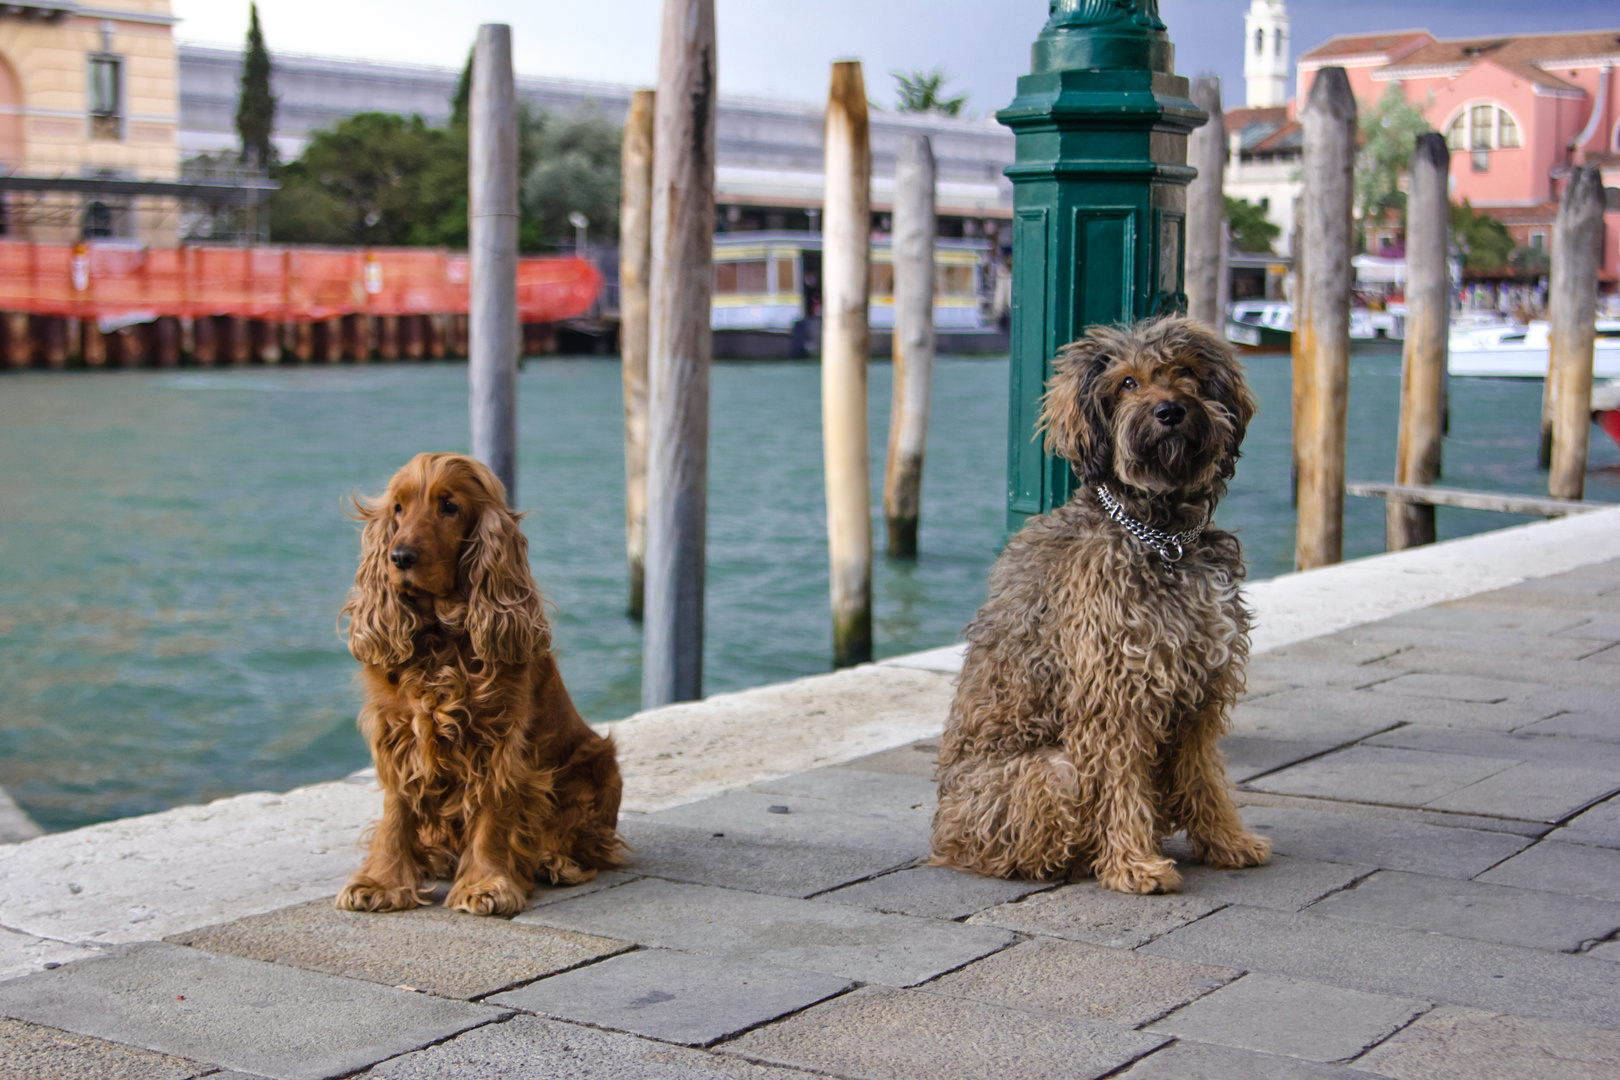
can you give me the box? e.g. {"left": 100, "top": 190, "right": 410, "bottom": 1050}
{"left": 1255, "top": 28, "right": 1264, "bottom": 55}
{"left": 1443, "top": 103, "right": 1522, "bottom": 150}
{"left": 1275, "top": 28, "right": 1286, "bottom": 57}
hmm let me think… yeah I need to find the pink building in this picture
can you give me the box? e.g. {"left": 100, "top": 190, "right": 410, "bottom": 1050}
{"left": 1296, "top": 29, "right": 1620, "bottom": 292}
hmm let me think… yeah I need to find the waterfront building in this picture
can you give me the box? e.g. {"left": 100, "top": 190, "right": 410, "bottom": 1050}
{"left": 0, "top": 0, "right": 181, "bottom": 244}
{"left": 176, "top": 45, "right": 1014, "bottom": 243}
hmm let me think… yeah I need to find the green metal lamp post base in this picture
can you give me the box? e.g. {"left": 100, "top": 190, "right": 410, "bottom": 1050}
{"left": 999, "top": 0, "right": 1206, "bottom": 532}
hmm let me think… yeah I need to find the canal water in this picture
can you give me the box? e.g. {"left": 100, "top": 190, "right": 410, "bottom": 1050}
{"left": 2, "top": 351, "right": 1617, "bottom": 832}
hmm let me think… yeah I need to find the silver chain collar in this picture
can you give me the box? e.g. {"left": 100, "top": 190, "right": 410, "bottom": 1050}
{"left": 1095, "top": 485, "right": 1209, "bottom": 565}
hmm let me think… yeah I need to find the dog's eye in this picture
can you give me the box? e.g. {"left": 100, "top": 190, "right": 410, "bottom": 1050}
{"left": 393, "top": 503, "right": 402, "bottom": 516}
{"left": 440, "top": 498, "right": 459, "bottom": 517}
{"left": 1177, "top": 366, "right": 1194, "bottom": 379}
{"left": 1121, "top": 377, "right": 1138, "bottom": 390}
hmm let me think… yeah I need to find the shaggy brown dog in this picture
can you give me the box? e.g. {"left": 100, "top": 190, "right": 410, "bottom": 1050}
{"left": 931, "top": 316, "right": 1271, "bottom": 895}
{"left": 336, "top": 452, "right": 624, "bottom": 916}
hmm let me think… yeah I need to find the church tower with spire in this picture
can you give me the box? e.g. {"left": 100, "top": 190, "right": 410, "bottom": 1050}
{"left": 1244, "top": 0, "right": 1290, "bottom": 107}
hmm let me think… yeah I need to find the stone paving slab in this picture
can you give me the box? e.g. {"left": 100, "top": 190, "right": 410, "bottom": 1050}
{"left": 0, "top": 942, "right": 508, "bottom": 1080}
{"left": 1424, "top": 762, "right": 1620, "bottom": 823}
{"left": 1330, "top": 624, "right": 1611, "bottom": 662}
{"left": 605, "top": 665, "right": 955, "bottom": 815}
{"left": 490, "top": 948, "right": 851, "bottom": 1047}
{"left": 370, "top": 1014, "right": 813, "bottom": 1079}
{"left": 966, "top": 881, "right": 1223, "bottom": 949}
{"left": 1376, "top": 608, "right": 1595, "bottom": 636}
{"left": 1354, "top": 1004, "right": 1620, "bottom": 1080}
{"left": 815, "top": 865, "right": 1050, "bottom": 920}
{"left": 1517, "top": 711, "right": 1620, "bottom": 741}
{"left": 1361, "top": 726, "right": 1620, "bottom": 765}
{"left": 1585, "top": 644, "right": 1620, "bottom": 664}
{"left": 1369, "top": 673, "right": 1548, "bottom": 705}
{"left": 721, "top": 985, "right": 1167, "bottom": 1080}
{"left": 1308, "top": 870, "right": 1620, "bottom": 953}
{"left": 523, "top": 870, "right": 642, "bottom": 909}
{"left": 1552, "top": 797, "right": 1620, "bottom": 851}
{"left": 1170, "top": 852, "right": 1374, "bottom": 912}
{"left": 925, "top": 936, "right": 1238, "bottom": 1027}
{"left": 1554, "top": 613, "right": 1620, "bottom": 640}
{"left": 1113, "top": 1040, "right": 1384, "bottom": 1079}
{"left": 1238, "top": 802, "right": 1534, "bottom": 877}
{"left": 1477, "top": 841, "right": 1620, "bottom": 903}
{"left": 840, "top": 741, "right": 941, "bottom": 779}
{"left": 517, "top": 878, "right": 1014, "bottom": 987}
{"left": 1146, "top": 972, "right": 1428, "bottom": 1063}
{"left": 0, "top": 782, "right": 381, "bottom": 946}
{"left": 0, "top": 924, "right": 100, "bottom": 983}
{"left": 642, "top": 789, "right": 930, "bottom": 859}
{"left": 0, "top": 1016, "right": 220, "bottom": 1080}
{"left": 1243, "top": 656, "right": 1408, "bottom": 693}
{"left": 1247, "top": 746, "right": 1521, "bottom": 810}
{"left": 1219, "top": 735, "right": 1342, "bottom": 783}
{"left": 747, "top": 766, "right": 937, "bottom": 813}
{"left": 1237, "top": 686, "right": 1549, "bottom": 734}
{"left": 1360, "top": 651, "right": 1620, "bottom": 712}
{"left": 1140, "top": 906, "right": 1620, "bottom": 1030}
{"left": 166, "top": 898, "right": 631, "bottom": 1000}
{"left": 620, "top": 819, "right": 910, "bottom": 899}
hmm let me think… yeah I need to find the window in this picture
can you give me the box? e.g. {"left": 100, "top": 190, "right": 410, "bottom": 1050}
{"left": 1529, "top": 231, "right": 1546, "bottom": 251}
{"left": 869, "top": 262, "right": 894, "bottom": 298}
{"left": 714, "top": 260, "right": 769, "bottom": 295}
{"left": 1447, "top": 103, "right": 1522, "bottom": 153}
{"left": 1255, "top": 28, "right": 1264, "bottom": 55}
{"left": 1274, "top": 28, "right": 1285, "bottom": 57}
{"left": 936, "top": 264, "right": 975, "bottom": 298}
{"left": 773, "top": 258, "right": 794, "bottom": 294}
{"left": 88, "top": 55, "right": 120, "bottom": 140}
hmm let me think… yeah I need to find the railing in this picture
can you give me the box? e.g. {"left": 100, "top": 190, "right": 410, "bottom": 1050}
{"left": 0, "top": 241, "right": 603, "bottom": 324}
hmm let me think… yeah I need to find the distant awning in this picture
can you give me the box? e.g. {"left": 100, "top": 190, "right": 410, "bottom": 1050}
{"left": 1353, "top": 254, "right": 1407, "bottom": 284}
{"left": 0, "top": 175, "right": 277, "bottom": 204}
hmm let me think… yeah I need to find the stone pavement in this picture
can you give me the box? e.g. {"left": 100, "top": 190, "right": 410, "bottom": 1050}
{"left": 1, "top": 541, "right": 1620, "bottom": 1075}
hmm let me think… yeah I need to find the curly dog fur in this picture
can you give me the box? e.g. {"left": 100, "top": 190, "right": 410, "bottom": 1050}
{"left": 930, "top": 316, "right": 1271, "bottom": 894}
{"left": 336, "top": 452, "right": 624, "bottom": 916}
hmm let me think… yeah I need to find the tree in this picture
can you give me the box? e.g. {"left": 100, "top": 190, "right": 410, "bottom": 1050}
{"left": 1355, "top": 85, "right": 1431, "bottom": 239}
{"left": 1449, "top": 200, "right": 1514, "bottom": 272}
{"left": 1223, "top": 196, "right": 1280, "bottom": 254}
{"left": 235, "top": 3, "right": 276, "bottom": 172}
{"left": 892, "top": 68, "right": 967, "bottom": 116}
{"left": 522, "top": 111, "right": 622, "bottom": 248}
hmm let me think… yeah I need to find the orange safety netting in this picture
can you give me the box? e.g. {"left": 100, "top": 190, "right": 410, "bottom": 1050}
{"left": 0, "top": 241, "right": 603, "bottom": 323}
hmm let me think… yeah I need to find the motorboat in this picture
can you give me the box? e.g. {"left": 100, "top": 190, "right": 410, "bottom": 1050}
{"left": 1224, "top": 301, "right": 1397, "bottom": 351}
{"left": 1595, "top": 380, "right": 1620, "bottom": 450}
{"left": 1448, "top": 319, "right": 1620, "bottom": 378}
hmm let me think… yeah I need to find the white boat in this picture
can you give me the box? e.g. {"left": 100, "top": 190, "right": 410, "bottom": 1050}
{"left": 1224, "top": 301, "right": 1397, "bottom": 350}
{"left": 1448, "top": 320, "right": 1620, "bottom": 378}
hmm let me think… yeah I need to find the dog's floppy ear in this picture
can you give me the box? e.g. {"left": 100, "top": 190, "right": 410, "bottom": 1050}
{"left": 462, "top": 501, "right": 548, "bottom": 666}
{"left": 341, "top": 494, "right": 419, "bottom": 667}
{"left": 1040, "top": 330, "right": 1118, "bottom": 487}
{"left": 1179, "top": 320, "right": 1256, "bottom": 479}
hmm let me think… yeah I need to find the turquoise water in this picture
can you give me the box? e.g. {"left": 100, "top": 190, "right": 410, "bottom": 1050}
{"left": 2, "top": 352, "right": 1616, "bottom": 832}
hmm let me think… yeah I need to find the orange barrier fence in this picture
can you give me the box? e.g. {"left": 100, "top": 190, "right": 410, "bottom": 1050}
{"left": 0, "top": 241, "right": 603, "bottom": 323}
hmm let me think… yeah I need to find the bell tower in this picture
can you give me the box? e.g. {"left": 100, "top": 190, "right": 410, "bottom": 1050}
{"left": 1244, "top": 0, "right": 1289, "bottom": 108}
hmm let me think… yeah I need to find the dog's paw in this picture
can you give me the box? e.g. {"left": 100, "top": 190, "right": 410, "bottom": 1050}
{"left": 1193, "top": 829, "right": 1273, "bottom": 870}
{"left": 538, "top": 856, "right": 596, "bottom": 887}
{"left": 336, "top": 876, "right": 424, "bottom": 913}
{"left": 446, "top": 875, "right": 530, "bottom": 916}
{"left": 1097, "top": 856, "right": 1182, "bottom": 895}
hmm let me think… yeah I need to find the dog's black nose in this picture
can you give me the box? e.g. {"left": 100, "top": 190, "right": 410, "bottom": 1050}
{"left": 1153, "top": 400, "right": 1187, "bottom": 427}
{"left": 390, "top": 545, "right": 419, "bottom": 570}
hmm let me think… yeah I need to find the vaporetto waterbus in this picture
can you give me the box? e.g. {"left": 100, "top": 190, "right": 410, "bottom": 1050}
{"left": 710, "top": 231, "right": 1007, "bottom": 359}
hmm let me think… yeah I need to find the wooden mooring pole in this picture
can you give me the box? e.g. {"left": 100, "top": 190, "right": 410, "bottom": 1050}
{"left": 1293, "top": 67, "right": 1356, "bottom": 572}
{"left": 642, "top": 0, "right": 715, "bottom": 707}
{"left": 469, "top": 23, "right": 520, "bottom": 503}
{"left": 1185, "top": 76, "right": 1224, "bottom": 330}
{"left": 1548, "top": 166, "right": 1604, "bottom": 501}
{"left": 822, "top": 60, "right": 873, "bottom": 667}
{"left": 883, "top": 131, "right": 934, "bottom": 561}
{"left": 620, "top": 88, "right": 655, "bottom": 621}
{"left": 1388, "top": 132, "right": 1450, "bottom": 551}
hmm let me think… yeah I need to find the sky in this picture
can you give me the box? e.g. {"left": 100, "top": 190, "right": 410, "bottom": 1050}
{"left": 171, "top": 1, "right": 1620, "bottom": 116}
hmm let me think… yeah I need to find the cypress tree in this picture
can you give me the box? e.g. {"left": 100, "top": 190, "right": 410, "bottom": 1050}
{"left": 451, "top": 50, "right": 472, "bottom": 128}
{"left": 235, "top": 3, "right": 276, "bottom": 171}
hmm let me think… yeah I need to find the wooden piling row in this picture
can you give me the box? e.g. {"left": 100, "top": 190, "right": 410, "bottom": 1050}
{"left": 883, "top": 131, "right": 935, "bottom": 561}
{"left": 642, "top": 0, "right": 717, "bottom": 708}
{"left": 0, "top": 313, "right": 486, "bottom": 370}
{"left": 1293, "top": 67, "right": 1357, "bottom": 572}
{"left": 822, "top": 60, "right": 874, "bottom": 669}
{"left": 1548, "top": 167, "right": 1605, "bottom": 502}
{"left": 1388, "top": 133, "right": 1450, "bottom": 551}
{"left": 1185, "top": 76, "right": 1224, "bottom": 330}
{"left": 620, "top": 88, "right": 656, "bottom": 621}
